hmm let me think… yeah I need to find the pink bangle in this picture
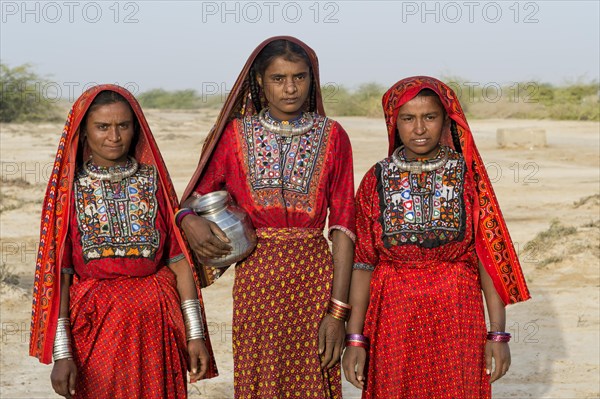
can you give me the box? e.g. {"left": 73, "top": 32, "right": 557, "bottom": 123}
{"left": 487, "top": 332, "right": 511, "bottom": 342}
{"left": 346, "top": 334, "right": 369, "bottom": 343}
{"left": 175, "top": 208, "right": 195, "bottom": 228}
{"left": 345, "top": 333, "right": 369, "bottom": 349}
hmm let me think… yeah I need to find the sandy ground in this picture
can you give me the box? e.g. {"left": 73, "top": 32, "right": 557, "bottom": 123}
{"left": 1, "top": 111, "right": 598, "bottom": 398}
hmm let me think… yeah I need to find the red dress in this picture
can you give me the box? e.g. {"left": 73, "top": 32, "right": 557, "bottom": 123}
{"left": 355, "top": 147, "right": 491, "bottom": 398}
{"left": 195, "top": 115, "right": 355, "bottom": 398}
{"left": 30, "top": 84, "right": 218, "bottom": 395}
{"left": 64, "top": 164, "right": 190, "bottom": 398}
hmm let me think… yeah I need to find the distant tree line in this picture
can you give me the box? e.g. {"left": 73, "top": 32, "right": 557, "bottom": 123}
{"left": 2, "top": 64, "right": 598, "bottom": 122}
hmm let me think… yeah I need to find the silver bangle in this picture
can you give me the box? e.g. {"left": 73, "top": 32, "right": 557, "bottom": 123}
{"left": 53, "top": 317, "right": 73, "bottom": 361}
{"left": 181, "top": 299, "right": 205, "bottom": 341}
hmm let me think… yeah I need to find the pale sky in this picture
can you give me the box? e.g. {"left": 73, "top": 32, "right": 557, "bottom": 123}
{"left": 1, "top": 0, "right": 598, "bottom": 100}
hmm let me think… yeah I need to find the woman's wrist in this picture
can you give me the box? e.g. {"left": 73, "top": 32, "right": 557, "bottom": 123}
{"left": 175, "top": 208, "right": 196, "bottom": 229}
{"left": 327, "top": 297, "right": 351, "bottom": 321}
{"left": 487, "top": 321, "right": 507, "bottom": 332}
{"left": 487, "top": 331, "right": 511, "bottom": 342}
{"left": 53, "top": 317, "right": 73, "bottom": 361}
{"left": 345, "top": 316, "right": 365, "bottom": 334}
{"left": 181, "top": 299, "right": 205, "bottom": 341}
{"left": 345, "top": 333, "right": 369, "bottom": 350}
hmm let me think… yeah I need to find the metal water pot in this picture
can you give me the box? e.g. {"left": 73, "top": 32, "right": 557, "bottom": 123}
{"left": 187, "top": 191, "right": 257, "bottom": 268}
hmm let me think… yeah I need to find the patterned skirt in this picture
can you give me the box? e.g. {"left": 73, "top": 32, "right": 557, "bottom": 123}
{"left": 69, "top": 266, "right": 188, "bottom": 399}
{"left": 232, "top": 227, "right": 341, "bottom": 399}
{"left": 362, "top": 260, "right": 491, "bottom": 399}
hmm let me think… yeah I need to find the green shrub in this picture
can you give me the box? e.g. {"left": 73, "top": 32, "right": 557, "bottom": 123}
{"left": 441, "top": 76, "right": 599, "bottom": 121}
{"left": 137, "top": 88, "right": 203, "bottom": 109}
{"left": 110, "top": 79, "right": 600, "bottom": 121}
{"left": 0, "top": 63, "right": 61, "bottom": 122}
{"left": 323, "top": 82, "right": 385, "bottom": 117}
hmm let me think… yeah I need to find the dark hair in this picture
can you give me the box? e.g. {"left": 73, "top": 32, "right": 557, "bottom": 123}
{"left": 249, "top": 39, "right": 317, "bottom": 113}
{"left": 416, "top": 88, "right": 438, "bottom": 97}
{"left": 415, "top": 88, "right": 444, "bottom": 106}
{"left": 81, "top": 90, "right": 138, "bottom": 131}
{"left": 79, "top": 90, "right": 140, "bottom": 160}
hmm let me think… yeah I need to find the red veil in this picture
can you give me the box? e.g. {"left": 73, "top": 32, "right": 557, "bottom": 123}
{"left": 181, "top": 36, "right": 326, "bottom": 287}
{"left": 29, "top": 84, "right": 218, "bottom": 377}
{"left": 382, "top": 76, "right": 530, "bottom": 305}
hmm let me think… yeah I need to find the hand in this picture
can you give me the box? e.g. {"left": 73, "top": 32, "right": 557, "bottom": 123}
{"left": 342, "top": 346, "right": 367, "bottom": 389}
{"left": 485, "top": 341, "right": 511, "bottom": 383}
{"left": 181, "top": 214, "right": 231, "bottom": 259}
{"left": 50, "top": 359, "right": 77, "bottom": 398}
{"left": 188, "top": 338, "right": 210, "bottom": 383}
{"left": 318, "top": 314, "right": 345, "bottom": 369}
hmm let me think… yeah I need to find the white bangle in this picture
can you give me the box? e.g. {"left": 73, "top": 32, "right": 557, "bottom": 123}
{"left": 181, "top": 299, "right": 205, "bottom": 341}
{"left": 53, "top": 317, "right": 73, "bottom": 361}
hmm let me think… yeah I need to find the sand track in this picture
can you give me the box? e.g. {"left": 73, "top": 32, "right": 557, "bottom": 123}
{"left": 1, "top": 115, "right": 598, "bottom": 398}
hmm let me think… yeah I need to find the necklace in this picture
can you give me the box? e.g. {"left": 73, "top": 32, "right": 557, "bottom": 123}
{"left": 391, "top": 146, "right": 448, "bottom": 173}
{"left": 258, "top": 108, "right": 314, "bottom": 137}
{"left": 83, "top": 156, "right": 139, "bottom": 182}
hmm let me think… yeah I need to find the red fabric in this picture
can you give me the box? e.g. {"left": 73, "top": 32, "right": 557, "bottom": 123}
{"left": 64, "top": 175, "right": 182, "bottom": 280}
{"left": 182, "top": 35, "right": 326, "bottom": 200}
{"left": 181, "top": 36, "right": 332, "bottom": 287}
{"left": 194, "top": 109, "right": 354, "bottom": 399}
{"left": 381, "top": 76, "right": 530, "bottom": 305}
{"left": 355, "top": 166, "right": 490, "bottom": 398}
{"left": 29, "top": 84, "right": 218, "bottom": 387}
{"left": 70, "top": 267, "right": 188, "bottom": 398}
{"left": 352, "top": 76, "right": 531, "bottom": 397}
{"left": 232, "top": 228, "right": 341, "bottom": 398}
{"left": 185, "top": 36, "right": 355, "bottom": 397}
{"left": 195, "top": 117, "right": 355, "bottom": 235}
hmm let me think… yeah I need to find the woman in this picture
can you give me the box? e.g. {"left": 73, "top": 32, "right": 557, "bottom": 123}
{"left": 342, "top": 76, "right": 530, "bottom": 398}
{"left": 179, "top": 36, "right": 356, "bottom": 398}
{"left": 29, "top": 85, "right": 218, "bottom": 398}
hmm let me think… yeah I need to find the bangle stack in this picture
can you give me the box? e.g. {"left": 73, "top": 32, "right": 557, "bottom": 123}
{"left": 487, "top": 331, "right": 511, "bottom": 342}
{"left": 181, "top": 299, "right": 205, "bottom": 341}
{"left": 53, "top": 317, "right": 73, "bottom": 361}
{"left": 327, "top": 298, "right": 351, "bottom": 321}
{"left": 345, "top": 333, "right": 369, "bottom": 350}
{"left": 175, "top": 208, "right": 195, "bottom": 229}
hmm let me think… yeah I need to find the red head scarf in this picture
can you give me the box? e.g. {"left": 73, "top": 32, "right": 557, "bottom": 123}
{"left": 29, "top": 85, "right": 218, "bottom": 374}
{"left": 182, "top": 36, "right": 325, "bottom": 287}
{"left": 383, "top": 76, "right": 530, "bottom": 305}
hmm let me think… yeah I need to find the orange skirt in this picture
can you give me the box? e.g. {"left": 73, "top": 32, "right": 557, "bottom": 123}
{"left": 232, "top": 227, "right": 341, "bottom": 399}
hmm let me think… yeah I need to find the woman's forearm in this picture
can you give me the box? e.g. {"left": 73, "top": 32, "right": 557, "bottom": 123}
{"left": 346, "top": 270, "right": 372, "bottom": 334}
{"left": 330, "top": 230, "right": 355, "bottom": 303}
{"left": 59, "top": 273, "right": 72, "bottom": 318}
{"left": 169, "top": 258, "right": 198, "bottom": 301}
{"left": 478, "top": 262, "right": 506, "bottom": 331}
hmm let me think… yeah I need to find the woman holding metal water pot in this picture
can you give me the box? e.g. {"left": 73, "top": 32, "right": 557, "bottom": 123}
{"left": 176, "top": 36, "right": 356, "bottom": 398}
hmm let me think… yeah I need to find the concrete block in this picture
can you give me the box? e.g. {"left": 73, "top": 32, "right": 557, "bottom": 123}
{"left": 496, "top": 127, "right": 547, "bottom": 148}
